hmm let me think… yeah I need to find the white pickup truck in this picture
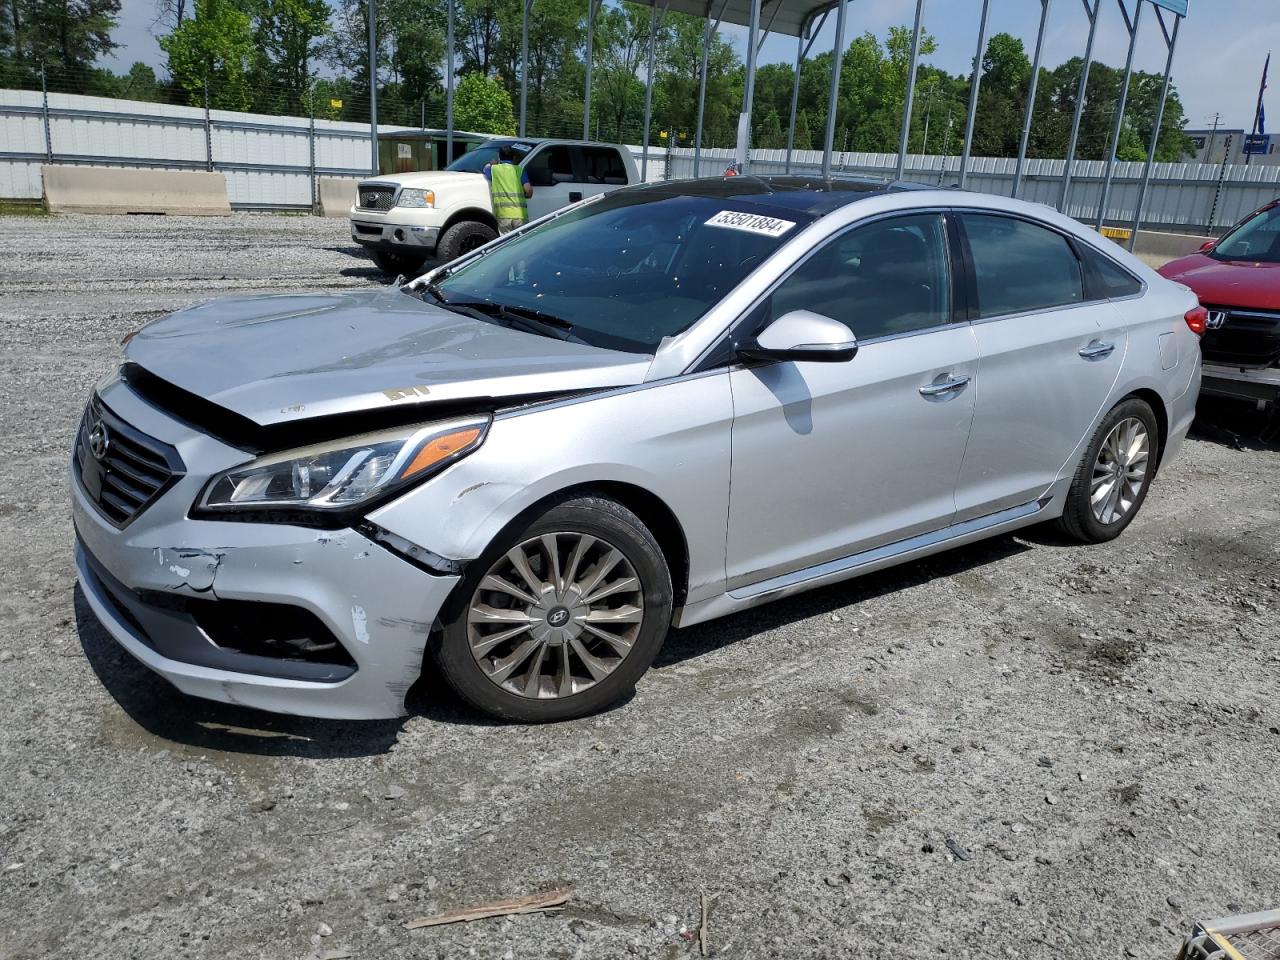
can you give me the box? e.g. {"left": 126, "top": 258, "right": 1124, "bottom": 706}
{"left": 350, "top": 137, "right": 641, "bottom": 275}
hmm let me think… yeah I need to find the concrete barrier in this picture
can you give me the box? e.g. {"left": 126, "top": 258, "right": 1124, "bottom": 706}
{"left": 317, "top": 177, "right": 361, "bottom": 218}
{"left": 42, "top": 165, "right": 230, "bottom": 215}
{"left": 1133, "top": 229, "right": 1214, "bottom": 260}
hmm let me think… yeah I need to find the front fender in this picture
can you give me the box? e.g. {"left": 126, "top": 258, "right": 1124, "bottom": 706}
{"left": 365, "top": 373, "right": 734, "bottom": 606}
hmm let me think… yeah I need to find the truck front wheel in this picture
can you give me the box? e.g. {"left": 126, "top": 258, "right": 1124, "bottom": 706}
{"left": 437, "top": 221, "right": 497, "bottom": 262}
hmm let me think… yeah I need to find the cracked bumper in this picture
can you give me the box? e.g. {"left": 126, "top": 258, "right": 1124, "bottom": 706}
{"left": 71, "top": 380, "right": 460, "bottom": 720}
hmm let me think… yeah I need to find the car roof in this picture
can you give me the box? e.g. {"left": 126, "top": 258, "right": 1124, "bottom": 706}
{"left": 628, "top": 175, "right": 931, "bottom": 216}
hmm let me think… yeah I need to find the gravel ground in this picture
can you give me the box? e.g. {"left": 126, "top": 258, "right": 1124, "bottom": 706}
{"left": 1, "top": 213, "right": 1277, "bottom": 960}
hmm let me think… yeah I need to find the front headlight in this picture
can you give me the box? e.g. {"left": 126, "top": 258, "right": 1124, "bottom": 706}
{"left": 397, "top": 188, "right": 435, "bottom": 208}
{"left": 196, "top": 415, "right": 488, "bottom": 517}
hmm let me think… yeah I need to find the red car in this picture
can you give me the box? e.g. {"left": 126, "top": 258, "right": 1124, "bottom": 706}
{"left": 1159, "top": 200, "right": 1280, "bottom": 407}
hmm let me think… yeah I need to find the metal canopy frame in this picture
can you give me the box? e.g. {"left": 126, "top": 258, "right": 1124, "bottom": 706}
{"left": 372, "top": 0, "right": 1188, "bottom": 232}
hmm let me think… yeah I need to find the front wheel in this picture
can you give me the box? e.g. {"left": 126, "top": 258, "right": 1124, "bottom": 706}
{"left": 436, "top": 220, "right": 497, "bottom": 262}
{"left": 434, "top": 497, "right": 673, "bottom": 722}
{"left": 1056, "top": 397, "right": 1161, "bottom": 543}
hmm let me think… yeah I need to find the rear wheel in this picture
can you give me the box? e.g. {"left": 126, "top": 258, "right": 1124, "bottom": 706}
{"left": 436, "top": 220, "right": 497, "bottom": 262}
{"left": 435, "top": 497, "right": 673, "bottom": 722}
{"left": 370, "top": 249, "right": 427, "bottom": 278}
{"left": 1056, "top": 398, "right": 1160, "bottom": 543}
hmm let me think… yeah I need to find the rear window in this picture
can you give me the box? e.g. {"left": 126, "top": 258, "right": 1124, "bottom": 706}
{"left": 580, "top": 147, "right": 629, "bottom": 185}
{"left": 962, "top": 214, "right": 1084, "bottom": 318}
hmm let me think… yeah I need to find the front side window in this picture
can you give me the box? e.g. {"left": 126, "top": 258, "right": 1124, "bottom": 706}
{"left": 962, "top": 214, "right": 1084, "bottom": 318}
{"left": 1211, "top": 203, "right": 1280, "bottom": 263}
{"left": 525, "top": 145, "right": 575, "bottom": 184}
{"left": 764, "top": 213, "right": 951, "bottom": 341}
{"left": 432, "top": 191, "right": 811, "bottom": 353}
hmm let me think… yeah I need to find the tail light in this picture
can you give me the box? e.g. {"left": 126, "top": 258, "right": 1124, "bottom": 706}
{"left": 1184, "top": 306, "right": 1208, "bottom": 336}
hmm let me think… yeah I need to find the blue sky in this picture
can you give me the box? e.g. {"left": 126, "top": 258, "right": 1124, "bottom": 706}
{"left": 107, "top": 0, "right": 1272, "bottom": 131}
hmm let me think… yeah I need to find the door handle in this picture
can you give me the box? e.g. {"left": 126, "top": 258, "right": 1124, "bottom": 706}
{"left": 1078, "top": 340, "right": 1115, "bottom": 360}
{"left": 919, "top": 374, "right": 971, "bottom": 398}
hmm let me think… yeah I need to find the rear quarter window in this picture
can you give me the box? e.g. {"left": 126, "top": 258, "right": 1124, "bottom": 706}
{"left": 1079, "top": 244, "right": 1143, "bottom": 298}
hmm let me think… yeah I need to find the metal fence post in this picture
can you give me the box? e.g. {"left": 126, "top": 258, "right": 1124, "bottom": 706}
{"left": 40, "top": 66, "right": 53, "bottom": 163}
{"left": 446, "top": 0, "right": 455, "bottom": 163}
{"left": 203, "top": 80, "right": 213, "bottom": 172}
{"left": 309, "top": 98, "right": 317, "bottom": 213}
{"left": 895, "top": 0, "right": 925, "bottom": 181}
{"left": 1013, "top": 0, "right": 1051, "bottom": 198}
{"left": 1093, "top": 0, "right": 1142, "bottom": 231}
{"left": 368, "top": 0, "right": 379, "bottom": 174}
{"left": 821, "top": 0, "right": 849, "bottom": 179}
{"left": 1127, "top": 9, "right": 1180, "bottom": 251}
{"left": 1207, "top": 134, "right": 1232, "bottom": 234}
{"left": 957, "top": 0, "right": 991, "bottom": 188}
{"left": 520, "top": 0, "right": 530, "bottom": 136}
{"left": 735, "top": 0, "right": 761, "bottom": 173}
{"left": 583, "top": 0, "right": 599, "bottom": 140}
{"left": 1060, "top": 0, "right": 1099, "bottom": 212}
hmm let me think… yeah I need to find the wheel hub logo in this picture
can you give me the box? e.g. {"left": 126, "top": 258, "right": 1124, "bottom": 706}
{"left": 547, "top": 607, "right": 570, "bottom": 628}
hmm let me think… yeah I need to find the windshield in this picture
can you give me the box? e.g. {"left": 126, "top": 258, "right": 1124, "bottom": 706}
{"left": 1211, "top": 202, "right": 1280, "bottom": 263}
{"left": 444, "top": 140, "right": 534, "bottom": 173}
{"left": 431, "top": 190, "right": 810, "bottom": 353}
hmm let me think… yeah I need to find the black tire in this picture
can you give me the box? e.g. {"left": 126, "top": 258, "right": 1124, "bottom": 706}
{"left": 1056, "top": 397, "right": 1161, "bottom": 544}
{"left": 436, "top": 220, "right": 497, "bottom": 262}
{"left": 370, "top": 248, "right": 427, "bottom": 277}
{"left": 434, "top": 496, "right": 673, "bottom": 723}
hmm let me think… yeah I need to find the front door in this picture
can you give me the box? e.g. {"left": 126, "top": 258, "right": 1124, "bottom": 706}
{"left": 726, "top": 213, "right": 979, "bottom": 591}
{"left": 522, "top": 144, "right": 576, "bottom": 220}
{"left": 951, "top": 212, "right": 1128, "bottom": 521}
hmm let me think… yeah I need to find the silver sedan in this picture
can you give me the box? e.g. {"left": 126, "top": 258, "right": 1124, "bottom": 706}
{"left": 72, "top": 177, "right": 1202, "bottom": 721}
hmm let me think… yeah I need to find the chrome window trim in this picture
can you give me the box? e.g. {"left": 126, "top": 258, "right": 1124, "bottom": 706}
{"left": 951, "top": 206, "right": 1149, "bottom": 320}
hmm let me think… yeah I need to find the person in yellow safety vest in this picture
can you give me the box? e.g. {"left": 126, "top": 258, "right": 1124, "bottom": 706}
{"left": 483, "top": 144, "right": 534, "bottom": 234}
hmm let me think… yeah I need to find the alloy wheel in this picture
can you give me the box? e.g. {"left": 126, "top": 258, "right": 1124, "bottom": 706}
{"left": 466, "top": 532, "right": 645, "bottom": 699}
{"left": 1090, "top": 416, "right": 1150, "bottom": 525}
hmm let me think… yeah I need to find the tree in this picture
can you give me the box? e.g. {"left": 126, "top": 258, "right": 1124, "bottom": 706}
{"left": 253, "top": 0, "right": 331, "bottom": 114}
{"left": 453, "top": 70, "right": 515, "bottom": 134}
{"left": 160, "top": 0, "right": 257, "bottom": 110}
{"left": 0, "top": 0, "right": 121, "bottom": 88}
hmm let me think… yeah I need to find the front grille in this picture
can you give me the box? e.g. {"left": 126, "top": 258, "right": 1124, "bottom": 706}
{"left": 1200, "top": 304, "right": 1280, "bottom": 368}
{"left": 74, "top": 398, "right": 184, "bottom": 527}
{"left": 356, "top": 183, "right": 396, "bottom": 211}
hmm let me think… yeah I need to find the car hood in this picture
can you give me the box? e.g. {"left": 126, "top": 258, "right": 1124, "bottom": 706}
{"left": 1158, "top": 253, "right": 1280, "bottom": 311}
{"left": 375, "top": 171, "right": 486, "bottom": 191}
{"left": 124, "top": 288, "right": 651, "bottom": 427}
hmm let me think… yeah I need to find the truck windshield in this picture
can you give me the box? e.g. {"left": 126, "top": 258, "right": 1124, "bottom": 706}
{"left": 1211, "top": 203, "right": 1280, "bottom": 264}
{"left": 431, "top": 189, "right": 811, "bottom": 353}
{"left": 444, "top": 141, "right": 534, "bottom": 174}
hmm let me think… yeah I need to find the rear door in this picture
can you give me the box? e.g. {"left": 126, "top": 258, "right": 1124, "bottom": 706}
{"left": 952, "top": 211, "right": 1128, "bottom": 522}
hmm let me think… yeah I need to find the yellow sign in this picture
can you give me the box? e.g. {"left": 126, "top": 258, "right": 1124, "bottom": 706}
{"left": 329, "top": 98, "right": 343, "bottom": 109}
{"left": 1099, "top": 226, "right": 1132, "bottom": 241}
{"left": 659, "top": 130, "right": 669, "bottom": 139}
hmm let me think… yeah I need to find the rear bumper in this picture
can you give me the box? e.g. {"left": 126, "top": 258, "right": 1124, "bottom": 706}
{"left": 350, "top": 216, "right": 440, "bottom": 255}
{"left": 1201, "top": 361, "right": 1280, "bottom": 403}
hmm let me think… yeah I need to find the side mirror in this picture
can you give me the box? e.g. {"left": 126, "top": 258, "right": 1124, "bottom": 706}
{"left": 739, "top": 310, "right": 858, "bottom": 363}
{"left": 1198, "top": 240, "right": 1216, "bottom": 253}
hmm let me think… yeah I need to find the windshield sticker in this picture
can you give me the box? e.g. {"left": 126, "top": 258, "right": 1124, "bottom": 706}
{"left": 705, "top": 210, "right": 796, "bottom": 237}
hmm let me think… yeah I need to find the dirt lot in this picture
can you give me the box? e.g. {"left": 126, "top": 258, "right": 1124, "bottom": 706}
{"left": 0, "top": 213, "right": 1277, "bottom": 960}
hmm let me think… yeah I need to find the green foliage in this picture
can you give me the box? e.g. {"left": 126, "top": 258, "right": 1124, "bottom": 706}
{"left": 0, "top": 0, "right": 121, "bottom": 90}
{"left": 453, "top": 71, "right": 515, "bottom": 134}
{"left": 160, "top": 0, "right": 257, "bottom": 110}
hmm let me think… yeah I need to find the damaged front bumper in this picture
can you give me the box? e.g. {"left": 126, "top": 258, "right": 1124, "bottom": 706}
{"left": 71, "top": 379, "right": 460, "bottom": 720}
